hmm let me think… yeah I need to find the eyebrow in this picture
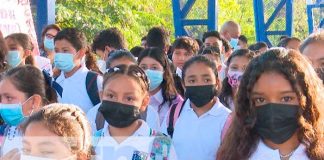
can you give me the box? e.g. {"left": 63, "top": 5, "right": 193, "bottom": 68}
{"left": 105, "top": 89, "right": 117, "bottom": 94}
{"left": 251, "top": 90, "right": 295, "bottom": 96}
{"left": 318, "top": 57, "right": 324, "bottom": 61}
{"left": 38, "top": 141, "right": 56, "bottom": 147}
{"left": 187, "top": 75, "right": 196, "bottom": 79}
{"left": 202, "top": 74, "right": 212, "bottom": 78}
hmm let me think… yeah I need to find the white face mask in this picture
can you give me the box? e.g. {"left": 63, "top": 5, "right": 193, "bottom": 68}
{"left": 96, "top": 60, "right": 107, "bottom": 73}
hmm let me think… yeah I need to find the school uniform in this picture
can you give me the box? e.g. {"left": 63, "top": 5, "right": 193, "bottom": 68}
{"left": 149, "top": 90, "right": 183, "bottom": 127}
{"left": 250, "top": 140, "right": 309, "bottom": 160}
{"left": 1, "top": 126, "right": 22, "bottom": 156}
{"left": 161, "top": 98, "right": 231, "bottom": 160}
{"left": 95, "top": 120, "right": 177, "bottom": 160}
{"left": 87, "top": 103, "right": 160, "bottom": 133}
{"left": 35, "top": 55, "right": 53, "bottom": 76}
{"left": 55, "top": 65, "right": 103, "bottom": 113}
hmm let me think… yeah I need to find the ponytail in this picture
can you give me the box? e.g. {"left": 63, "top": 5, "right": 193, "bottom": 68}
{"left": 85, "top": 46, "right": 102, "bottom": 74}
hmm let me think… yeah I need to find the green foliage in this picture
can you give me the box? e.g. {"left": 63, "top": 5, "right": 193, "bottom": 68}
{"left": 56, "top": 0, "right": 309, "bottom": 48}
{"left": 56, "top": 0, "right": 173, "bottom": 49}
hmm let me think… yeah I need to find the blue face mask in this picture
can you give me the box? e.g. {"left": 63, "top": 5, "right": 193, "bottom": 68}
{"left": 6, "top": 50, "right": 22, "bottom": 68}
{"left": 44, "top": 37, "right": 55, "bottom": 51}
{"left": 145, "top": 69, "right": 164, "bottom": 91}
{"left": 229, "top": 38, "right": 239, "bottom": 50}
{"left": 54, "top": 53, "right": 75, "bottom": 72}
{"left": 0, "top": 97, "right": 33, "bottom": 126}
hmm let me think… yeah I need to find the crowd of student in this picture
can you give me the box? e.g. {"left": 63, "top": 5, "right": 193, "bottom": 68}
{"left": 0, "top": 20, "right": 323, "bottom": 160}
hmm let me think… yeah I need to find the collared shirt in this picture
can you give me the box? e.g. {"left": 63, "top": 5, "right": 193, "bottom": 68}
{"left": 149, "top": 89, "right": 170, "bottom": 125}
{"left": 166, "top": 98, "right": 231, "bottom": 160}
{"left": 87, "top": 104, "right": 160, "bottom": 133}
{"left": 150, "top": 90, "right": 184, "bottom": 127}
{"left": 95, "top": 120, "right": 177, "bottom": 160}
{"left": 56, "top": 65, "right": 103, "bottom": 113}
{"left": 250, "top": 140, "right": 309, "bottom": 160}
{"left": 1, "top": 126, "right": 22, "bottom": 156}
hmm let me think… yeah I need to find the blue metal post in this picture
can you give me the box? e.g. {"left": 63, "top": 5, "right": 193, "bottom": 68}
{"left": 253, "top": 0, "right": 294, "bottom": 46}
{"left": 36, "top": 0, "right": 56, "bottom": 43}
{"left": 307, "top": 3, "right": 324, "bottom": 33}
{"left": 172, "top": 0, "right": 218, "bottom": 37}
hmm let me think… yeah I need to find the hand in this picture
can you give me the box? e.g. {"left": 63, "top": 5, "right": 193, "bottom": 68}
{"left": 1, "top": 148, "right": 20, "bottom": 160}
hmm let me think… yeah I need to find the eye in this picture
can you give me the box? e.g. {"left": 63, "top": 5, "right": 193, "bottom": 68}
{"left": 281, "top": 96, "right": 293, "bottom": 102}
{"left": 40, "top": 151, "right": 54, "bottom": 156}
{"left": 126, "top": 96, "right": 134, "bottom": 102}
{"left": 106, "top": 93, "right": 115, "bottom": 100}
{"left": 254, "top": 97, "right": 265, "bottom": 105}
{"left": 152, "top": 66, "right": 158, "bottom": 70}
{"left": 21, "top": 147, "right": 31, "bottom": 154}
{"left": 204, "top": 78, "right": 211, "bottom": 83}
{"left": 140, "top": 65, "right": 147, "bottom": 70}
{"left": 188, "top": 79, "right": 195, "bottom": 83}
{"left": 230, "top": 66, "right": 238, "bottom": 70}
{"left": 6, "top": 96, "right": 13, "bottom": 102}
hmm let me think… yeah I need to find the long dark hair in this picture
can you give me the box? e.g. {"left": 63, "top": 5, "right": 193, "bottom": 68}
{"left": 219, "top": 49, "right": 254, "bottom": 108}
{"left": 217, "top": 49, "right": 324, "bottom": 160}
{"left": 138, "top": 47, "right": 178, "bottom": 110}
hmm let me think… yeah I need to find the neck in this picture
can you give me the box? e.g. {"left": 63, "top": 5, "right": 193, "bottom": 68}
{"left": 64, "top": 64, "right": 81, "bottom": 78}
{"left": 191, "top": 97, "right": 217, "bottom": 117}
{"left": 46, "top": 50, "right": 55, "bottom": 64}
{"left": 149, "top": 86, "right": 161, "bottom": 96}
{"left": 108, "top": 120, "right": 141, "bottom": 143}
{"left": 263, "top": 132, "right": 300, "bottom": 156}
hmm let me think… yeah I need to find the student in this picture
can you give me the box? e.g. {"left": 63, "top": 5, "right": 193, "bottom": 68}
{"left": 39, "top": 24, "right": 61, "bottom": 64}
{"left": 130, "top": 46, "right": 144, "bottom": 58}
{"left": 86, "top": 50, "right": 159, "bottom": 132}
{"left": 53, "top": 28, "right": 103, "bottom": 113}
{"left": 219, "top": 49, "right": 254, "bottom": 110}
{"left": 278, "top": 37, "right": 301, "bottom": 50}
{"left": 138, "top": 47, "right": 183, "bottom": 126}
{"left": 171, "top": 36, "right": 199, "bottom": 78}
{"left": 199, "top": 46, "right": 223, "bottom": 75}
{"left": 10, "top": 103, "right": 92, "bottom": 160}
{"left": 0, "top": 30, "right": 8, "bottom": 73}
{"left": 249, "top": 42, "right": 268, "bottom": 55}
{"left": 202, "top": 31, "right": 223, "bottom": 52}
{"left": 5, "top": 33, "right": 52, "bottom": 75}
{"left": 146, "top": 26, "right": 170, "bottom": 54}
{"left": 217, "top": 48, "right": 324, "bottom": 160}
{"left": 300, "top": 31, "right": 324, "bottom": 83}
{"left": 161, "top": 56, "right": 231, "bottom": 160}
{"left": 92, "top": 28, "right": 127, "bottom": 72}
{"left": 0, "top": 65, "right": 55, "bottom": 155}
{"left": 94, "top": 64, "right": 177, "bottom": 159}
{"left": 238, "top": 35, "right": 248, "bottom": 49}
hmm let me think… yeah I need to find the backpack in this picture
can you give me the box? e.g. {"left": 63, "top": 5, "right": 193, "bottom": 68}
{"left": 93, "top": 128, "right": 172, "bottom": 159}
{"left": 166, "top": 99, "right": 233, "bottom": 140}
{"left": 52, "top": 71, "right": 100, "bottom": 106}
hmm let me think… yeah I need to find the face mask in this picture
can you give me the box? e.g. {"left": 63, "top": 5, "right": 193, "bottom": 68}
{"left": 0, "top": 97, "right": 33, "bottom": 126}
{"left": 227, "top": 70, "right": 244, "bottom": 88}
{"left": 43, "top": 37, "right": 55, "bottom": 51}
{"left": 7, "top": 50, "right": 22, "bottom": 68}
{"left": 315, "top": 67, "right": 324, "bottom": 83}
{"left": 97, "top": 59, "right": 107, "bottom": 73}
{"left": 145, "top": 69, "right": 163, "bottom": 91}
{"left": 185, "top": 85, "right": 217, "bottom": 108}
{"left": 229, "top": 38, "right": 239, "bottom": 50}
{"left": 99, "top": 100, "right": 141, "bottom": 128}
{"left": 20, "top": 155, "right": 76, "bottom": 160}
{"left": 54, "top": 53, "right": 75, "bottom": 72}
{"left": 255, "top": 103, "right": 299, "bottom": 144}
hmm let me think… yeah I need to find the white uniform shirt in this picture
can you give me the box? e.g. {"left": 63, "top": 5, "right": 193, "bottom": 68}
{"left": 161, "top": 98, "right": 231, "bottom": 160}
{"left": 250, "top": 140, "right": 309, "bottom": 160}
{"left": 35, "top": 55, "right": 53, "bottom": 76}
{"left": 149, "top": 89, "right": 170, "bottom": 126}
{"left": 87, "top": 103, "right": 160, "bottom": 133}
{"left": 95, "top": 120, "right": 177, "bottom": 160}
{"left": 1, "top": 126, "right": 22, "bottom": 155}
{"left": 56, "top": 65, "right": 103, "bottom": 113}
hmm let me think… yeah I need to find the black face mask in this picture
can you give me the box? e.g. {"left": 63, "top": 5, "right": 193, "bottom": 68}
{"left": 255, "top": 103, "right": 299, "bottom": 144}
{"left": 315, "top": 67, "right": 324, "bottom": 84}
{"left": 98, "top": 100, "right": 141, "bottom": 128}
{"left": 185, "top": 85, "right": 217, "bottom": 108}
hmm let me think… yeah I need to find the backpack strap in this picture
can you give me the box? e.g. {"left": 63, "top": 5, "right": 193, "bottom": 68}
{"left": 92, "top": 128, "right": 104, "bottom": 148}
{"left": 166, "top": 100, "right": 185, "bottom": 138}
{"left": 95, "top": 111, "right": 105, "bottom": 131}
{"left": 86, "top": 71, "right": 100, "bottom": 106}
{"left": 221, "top": 113, "right": 233, "bottom": 141}
{"left": 48, "top": 71, "right": 63, "bottom": 97}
